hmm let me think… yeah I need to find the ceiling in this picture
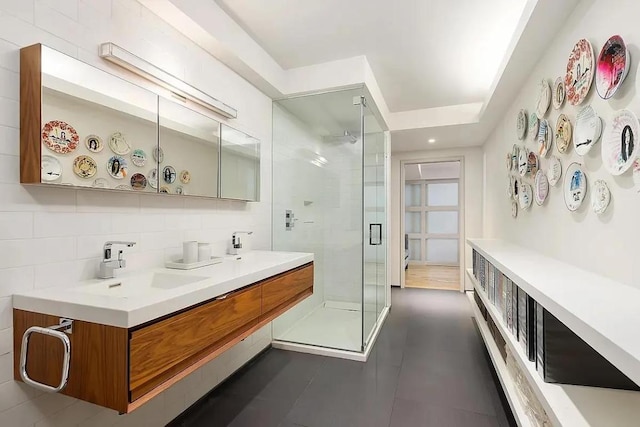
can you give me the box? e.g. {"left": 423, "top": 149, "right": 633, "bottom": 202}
{"left": 215, "top": 0, "right": 527, "bottom": 112}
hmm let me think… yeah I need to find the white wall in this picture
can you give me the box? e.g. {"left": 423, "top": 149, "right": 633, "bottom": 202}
{"left": 0, "top": 1, "right": 273, "bottom": 425}
{"left": 483, "top": 0, "right": 640, "bottom": 289}
{"left": 390, "top": 147, "right": 484, "bottom": 289}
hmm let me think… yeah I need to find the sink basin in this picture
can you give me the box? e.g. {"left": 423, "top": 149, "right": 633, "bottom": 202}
{"left": 76, "top": 272, "right": 209, "bottom": 298}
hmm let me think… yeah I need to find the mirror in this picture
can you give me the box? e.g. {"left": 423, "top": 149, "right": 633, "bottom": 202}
{"left": 158, "top": 99, "right": 220, "bottom": 197}
{"left": 220, "top": 124, "right": 260, "bottom": 201}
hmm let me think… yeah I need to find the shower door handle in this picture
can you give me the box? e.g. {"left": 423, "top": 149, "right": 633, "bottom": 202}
{"left": 369, "top": 224, "right": 382, "bottom": 246}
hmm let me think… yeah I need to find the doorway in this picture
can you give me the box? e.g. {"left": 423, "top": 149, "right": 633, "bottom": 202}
{"left": 403, "top": 161, "right": 461, "bottom": 291}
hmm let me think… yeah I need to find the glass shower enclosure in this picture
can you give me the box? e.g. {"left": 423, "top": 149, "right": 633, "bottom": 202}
{"left": 271, "top": 87, "right": 387, "bottom": 354}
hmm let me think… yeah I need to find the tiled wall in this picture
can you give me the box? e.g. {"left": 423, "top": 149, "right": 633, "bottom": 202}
{"left": 0, "top": 0, "right": 273, "bottom": 425}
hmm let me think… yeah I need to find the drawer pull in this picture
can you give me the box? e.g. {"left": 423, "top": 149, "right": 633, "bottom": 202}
{"left": 216, "top": 293, "right": 230, "bottom": 300}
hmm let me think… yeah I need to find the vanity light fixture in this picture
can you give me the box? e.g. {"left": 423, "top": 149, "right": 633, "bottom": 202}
{"left": 99, "top": 42, "right": 237, "bottom": 119}
{"left": 428, "top": 138, "right": 436, "bottom": 144}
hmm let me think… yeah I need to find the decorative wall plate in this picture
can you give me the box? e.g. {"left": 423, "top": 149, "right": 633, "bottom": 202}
{"left": 596, "top": 35, "right": 631, "bottom": 100}
{"left": 153, "top": 147, "right": 164, "bottom": 163}
{"left": 92, "top": 178, "right": 109, "bottom": 189}
{"left": 517, "top": 110, "right": 527, "bottom": 140}
{"left": 574, "top": 105, "right": 602, "bottom": 155}
{"left": 109, "top": 132, "right": 131, "bottom": 155}
{"left": 534, "top": 170, "right": 549, "bottom": 206}
{"left": 519, "top": 183, "right": 533, "bottom": 210}
{"left": 159, "top": 186, "right": 170, "bottom": 194}
{"left": 564, "top": 162, "right": 587, "bottom": 211}
{"left": 130, "top": 173, "right": 147, "bottom": 190}
{"left": 552, "top": 77, "right": 565, "bottom": 109}
{"left": 507, "top": 175, "right": 513, "bottom": 199}
{"left": 85, "top": 135, "right": 103, "bottom": 153}
{"left": 42, "top": 120, "right": 79, "bottom": 154}
{"left": 107, "top": 155, "right": 128, "bottom": 179}
{"left": 511, "top": 201, "right": 518, "bottom": 218}
{"left": 555, "top": 114, "right": 572, "bottom": 154}
{"left": 180, "top": 170, "right": 191, "bottom": 184}
{"left": 115, "top": 184, "right": 131, "bottom": 191}
{"left": 602, "top": 109, "right": 640, "bottom": 175}
{"left": 547, "top": 156, "right": 562, "bottom": 186}
{"left": 41, "top": 155, "right": 62, "bottom": 182}
{"left": 527, "top": 151, "right": 539, "bottom": 176}
{"left": 565, "top": 39, "right": 595, "bottom": 106}
{"left": 163, "top": 165, "right": 176, "bottom": 183}
{"left": 528, "top": 113, "right": 539, "bottom": 142}
{"left": 73, "top": 155, "right": 97, "bottom": 179}
{"left": 518, "top": 149, "right": 528, "bottom": 176}
{"left": 511, "top": 145, "right": 520, "bottom": 173}
{"left": 634, "top": 160, "right": 640, "bottom": 192}
{"left": 148, "top": 168, "right": 158, "bottom": 189}
{"left": 512, "top": 176, "right": 520, "bottom": 201}
{"left": 537, "top": 119, "right": 552, "bottom": 157}
{"left": 131, "top": 149, "right": 147, "bottom": 167}
{"left": 535, "top": 80, "right": 552, "bottom": 117}
{"left": 592, "top": 179, "right": 611, "bottom": 215}
{"left": 506, "top": 153, "right": 512, "bottom": 171}
{"left": 175, "top": 186, "right": 184, "bottom": 195}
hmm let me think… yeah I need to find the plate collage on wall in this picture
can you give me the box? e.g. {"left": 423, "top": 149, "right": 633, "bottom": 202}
{"left": 516, "top": 110, "right": 527, "bottom": 140}
{"left": 564, "top": 162, "right": 587, "bottom": 212}
{"left": 552, "top": 77, "right": 565, "bottom": 109}
{"left": 519, "top": 182, "right": 533, "bottom": 210}
{"left": 565, "top": 38, "right": 595, "bottom": 106}
{"left": 555, "top": 114, "right": 572, "bottom": 154}
{"left": 574, "top": 105, "right": 602, "bottom": 155}
{"left": 537, "top": 119, "right": 552, "bottom": 157}
{"left": 592, "top": 179, "right": 611, "bottom": 215}
{"left": 534, "top": 170, "right": 549, "bottom": 206}
{"left": 535, "top": 80, "right": 551, "bottom": 117}
{"left": 602, "top": 109, "right": 640, "bottom": 175}
{"left": 547, "top": 156, "right": 562, "bottom": 187}
{"left": 596, "top": 35, "right": 630, "bottom": 100}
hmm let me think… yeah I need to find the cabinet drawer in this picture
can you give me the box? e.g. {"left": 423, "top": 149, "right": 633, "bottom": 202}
{"left": 129, "top": 285, "right": 262, "bottom": 401}
{"left": 262, "top": 263, "right": 313, "bottom": 314}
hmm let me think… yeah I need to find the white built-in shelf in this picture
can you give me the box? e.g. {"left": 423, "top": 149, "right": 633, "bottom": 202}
{"left": 467, "top": 267, "right": 640, "bottom": 427}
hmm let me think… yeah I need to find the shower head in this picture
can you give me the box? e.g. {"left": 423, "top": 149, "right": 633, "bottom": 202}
{"left": 325, "top": 130, "right": 358, "bottom": 144}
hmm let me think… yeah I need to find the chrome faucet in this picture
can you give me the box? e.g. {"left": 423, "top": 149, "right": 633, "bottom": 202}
{"left": 99, "top": 241, "right": 136, "bottom": 279}
{"left": 230, "top": 231, "right": 253, "bottom": 255}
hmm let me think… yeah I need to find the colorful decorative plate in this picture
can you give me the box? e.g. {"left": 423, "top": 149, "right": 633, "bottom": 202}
{"left": 536, "top": 80, "right": 551, "bottom": 117}
{"left": 537, "top": 119, "right": 552, "bottom": 157}
{"left": 41, "top": 155, "right": 62, "bottom": 182}
{"left": 552, "top": 77, "right": 565, "bottom": 110}
{"left": 153, "top": 147, "right": 164, "bottom": 164}
{"left": 511, "top": 201, "right": 518, "bottom": 218}
{"left": 92, "top": 178, "right": 109, "bottom": 189}
{"left": 148, "top": 168, "right": 158, "bottom": 189}
{"left": 574, "top": 105, "right": 602, "bottom": 155}
{"left": 534, "top": 170, "right": 549, "bottom": 206}
{"left": 555, "top": 114, "right": 572, "bottom": 154}
{"left": 547, "top": 156, "right": 562, "bottom": 187}
{"left": 131, "top": 149, "right": 147, "bottom": 167}
{"left": 518, "top": 149, "right": 528, "bottom": 176}
{"left": 516, "top": 110, "right": 527, "bottom": 140}
{"left": 527, "top": 151, "right": 539, "bottom": 176}
{"left": 162, "top": 165, "right": 176, "bottom": 184}
{"left": 180, "top": 170, "right": 191, "bottom": 184}
{"left": 115, "top": 185, "right": 131, "bottom": 191}
{"left": 519, "top": 183, "right": 533, "bottom": 210}
{"left": 159, "top": 186, "right": 170, "bottom": 194}
{"left": 109, "top": 132, "right": 131, "bottom": 155}
{"left": 42, "top": 120, "right": 79, "bottom": 154}
{"left": 528, "top": 113, "right": 539, "bottom": 142}
{"left": 596, "top": 35, "right": 630, "bottom": 100}
{"left": 107, "top": 155, "right": 128, "bottom": 179}
{"left": 130, "top": 173, "right": 147, "bottom": 191}
{"left": 73, "top": 155, "right": 97, "bottom": 179}
{"left": 565, "top": 39, "right": 595, "bottom": 106}
{"left": 592, "top": 179, "right": 611, "bottom": 215}
{"left": 175, "top": 186, "right": 184, "bottom": 195}
{"left": 634, "top": 160, "right": 640, "bottom": 192}
{"left": 85, "top": 135, "right": 104, "bottom": 153}
{"left": 564, "top": 162, "right": 587, "bottom": 211}
{"left": 602, "top": 109, "right": 640, "bottom": 175}
{"left": 511, "top": 145, "right": 520, "bottom": 173}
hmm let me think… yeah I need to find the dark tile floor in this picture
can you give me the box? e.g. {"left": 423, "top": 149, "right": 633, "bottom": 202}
{"left": 168, "top": 288, "right": 515, "bottom": 427}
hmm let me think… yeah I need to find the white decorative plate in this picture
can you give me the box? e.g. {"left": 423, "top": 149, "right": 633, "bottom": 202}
{"left": 511, "top": 145, "right": 520, "bottom": 173}
{"left": 633, "top": 160, "right": 640, "bottom": 192}
{"left": 159, "top": 186, "right": 170, "bottom": 194}
{"left": 592, "top": 179, "right": 611, "bottom": 215}
{"left": 41, "top": 155, "right": 62, "bottom": 182}
{"left": 507, "top": 175, "right": 513, "bottom": 199}
{"left": 511, "top": 201, "right": 518, "bottom": 218}
{"left": 148, "top": 168, "right": 158, "bottom": 189}
{"left": 153, "top": 147, "right": 164, "bottom": 163}
{"left": 92, "top": 178, "right": 109, "bottom": 189}
{"left": 175, "top": 186, "right": 184, "bottom": 195}
{"left": 512, "top": 176, "right": 520, "bottom": 201}
{"left": 517, "top": 110, "right": 527, "bottom": 140}
{"left": 596, "top": 35, "right": 631, "bottom": 100}
{"left": 73, "top": 155, "right": 97, "bottom": 179}
{"left": 529, "top": 113, "right": 539, "bottom": 142}
{"left": 535, "top": 80, "right": 551, "bottom": 117}
{"left": 109, "top": 132, "right": 131, "bottom": 155}
{"left": 163, "top": 165, "right": 176, "bottom": 184}
{"left": 547, "top": 156, "right": 562, "bottom": 186}
{"left": 602, "top": 109, "right": 640, "bottom": 176}
{"left": 518, "top": 149, "right": 528, "bottom": 176}
{"left": 107, "top": 155, "right": 128, "bottom": 179}
{"left": 534, "top": 170, "right": 549, "bottom": 206}
{"left": 537, "top": 119, "right": 552, "bottom": 157}
{"left": 555, "top": 114, "right": 572, "bottom": 154}
{"left": 564, "top": 162, "right": 587, "bottom": 211}
{"left": 180, "top": 170, "right": 191, "bottom": 184}
{"left": 519, "top": 183, "right": 533, "bottom": 210}
{"left": 131, "top": 149, "right": 147, "bottom": 167}
{"left": 42, "top": 120, "right": 79, "bottom": 154}
{"left": 527, "top": 151, "right": 539, "bottom": 176}
{"left": 565, "top": 39, "right": 595, "bottom": 106}
{"left": 574, "top": 105, "right": 602, "bottom": 155}
{"left": 552, "top": 77, "right": 565, "bottom": 110}
{"left": 85, "top": 135, "right": 104, "bottom": 153}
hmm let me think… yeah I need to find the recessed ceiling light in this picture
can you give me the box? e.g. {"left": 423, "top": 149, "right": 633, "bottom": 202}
{"left": 428, "top": 139, "right": 436, "bottom": 144}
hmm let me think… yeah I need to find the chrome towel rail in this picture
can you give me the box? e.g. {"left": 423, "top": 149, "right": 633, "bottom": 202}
{"left": 20, "top": 318, "right": 73, "bottom": 393}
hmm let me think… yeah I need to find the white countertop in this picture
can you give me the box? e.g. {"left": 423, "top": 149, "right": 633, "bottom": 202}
{"left": 13, "top": 251, "right": 313, "bottom": 328}
{"left": 467, "top": 238, "right": 640, "bottom": 388}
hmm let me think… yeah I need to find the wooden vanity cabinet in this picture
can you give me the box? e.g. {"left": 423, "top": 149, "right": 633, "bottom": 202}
{"left": 13, "top": 262, "right": 313, "bottom": 413}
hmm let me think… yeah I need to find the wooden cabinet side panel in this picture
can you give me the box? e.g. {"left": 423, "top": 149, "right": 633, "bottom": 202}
{"left": 262, "top": 263, "right": 314, "bottom": 314}
{"left": 20, "top": 44, "right": 42, "bottom": 184}
{"left": 13, "top": 309, "right": 129, "bottom": 413}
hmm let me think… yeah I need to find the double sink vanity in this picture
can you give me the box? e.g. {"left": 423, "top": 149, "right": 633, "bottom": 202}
{"left": 12, "top": 250, "right": 314, "bottom": 413}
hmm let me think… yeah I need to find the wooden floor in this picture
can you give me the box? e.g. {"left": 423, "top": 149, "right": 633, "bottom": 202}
{"left": 405, "top": 265, "right": 460, "bottom": 291}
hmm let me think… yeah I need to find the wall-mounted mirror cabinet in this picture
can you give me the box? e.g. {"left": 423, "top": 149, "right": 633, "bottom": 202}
{"left": 20, "top": 44, "right": 258, "bottom": 201}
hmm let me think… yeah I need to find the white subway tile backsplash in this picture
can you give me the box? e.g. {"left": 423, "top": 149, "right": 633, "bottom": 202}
{"left": 0, "top": 266, "right": 34, "bottom": 297}
{"left": 0, "top": 98, "right": 19, "bottom": 128}
{"left": 0, "top": 328, "right": 12, "bottom": 355}
{"left": 36, "top": 0, "right": 79, "bottom": 21}
{"left": 0, "top": 352, "right": 11, "bottom": 383}
{"left": 0, "top": 297, "right": 11, "bottom": 329}
{"left": 0, "top": 39, "right": 20, "bottom": 73}
{"left": 0, "top": 212, "right": 33, "bottom": 240}
{"left": 0, "top": 0, "right": 35, "bottom": 24}
{"left": 76, "top": 233, "right": 139, "bottom": 260}
{"left": 0, "top": 184, "right": 76, "bottom": 213}
{"left": 34, "top": 237, "right": 76, "bottom": 265}
{"left": 34, "top": 212, "right": 112, "bottom": 238}
{"left": 76, "top": 190, "right": 139, "bottom": 213}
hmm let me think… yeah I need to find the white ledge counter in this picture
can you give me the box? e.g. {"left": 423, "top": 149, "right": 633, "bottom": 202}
{"left": 13, "top": 250, "right": 313, "bottom": 328}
